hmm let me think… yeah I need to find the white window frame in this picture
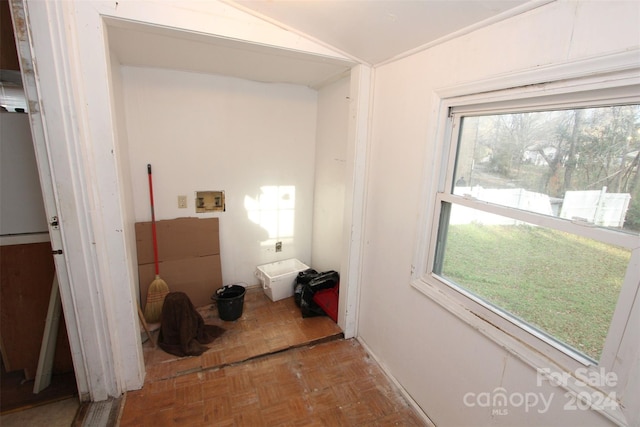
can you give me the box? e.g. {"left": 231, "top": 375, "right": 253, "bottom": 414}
{"left": 411, "top": 51, "right": 640, "bottom": 427}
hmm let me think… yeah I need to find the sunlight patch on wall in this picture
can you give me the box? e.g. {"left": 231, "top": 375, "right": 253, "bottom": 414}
{"left": 245, "top": 186, "right": 295, "bottom": 245}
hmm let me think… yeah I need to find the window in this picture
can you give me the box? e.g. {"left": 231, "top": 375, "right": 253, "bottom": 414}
{"left": 425, "top": 93, "right": 640, "bottom": 366}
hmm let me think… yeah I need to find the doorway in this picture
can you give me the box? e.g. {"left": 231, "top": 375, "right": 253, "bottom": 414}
{"left": 0, "top": 0, "right": 77, "bottom": 411}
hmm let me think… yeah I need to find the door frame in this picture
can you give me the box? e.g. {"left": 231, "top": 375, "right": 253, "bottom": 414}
{"left": 10, "top": 0, "right": 145, "bottom": 401}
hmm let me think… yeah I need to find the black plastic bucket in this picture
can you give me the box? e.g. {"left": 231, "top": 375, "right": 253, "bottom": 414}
{"left": 212, "top": 285, "right": 246, "bottom": 321}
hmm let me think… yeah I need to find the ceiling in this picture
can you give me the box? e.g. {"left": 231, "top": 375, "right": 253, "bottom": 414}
{"left": 107, "top": 0, "right": 536, "bottom": 89}
{"left": 228, "top": 0, "right": 534, "bottom": 65}
{"left": 4, "top": 0, "right": 540, "bottom": 111}
{"left": 106, "top": 19, "right": 356, "bottom": 89}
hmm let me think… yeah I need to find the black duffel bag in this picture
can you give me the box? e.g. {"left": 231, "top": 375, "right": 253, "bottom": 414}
{"left": 308, "top": 270, "right": 339, "bottom": 291}
{"left": 297, "top": 270, "right": 340, "bottom": 318}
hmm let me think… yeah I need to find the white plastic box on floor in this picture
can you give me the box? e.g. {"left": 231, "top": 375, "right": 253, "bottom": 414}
{"left": 256, "top": 258, "right": 310, "bottom": 301}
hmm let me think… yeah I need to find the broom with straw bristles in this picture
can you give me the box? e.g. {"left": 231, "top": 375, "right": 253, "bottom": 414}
{"left": 144, "top": 164, "right": 169, "bottom": 323}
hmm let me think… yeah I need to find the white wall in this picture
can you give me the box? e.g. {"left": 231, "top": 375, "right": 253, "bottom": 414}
{"left": 359, "top": 1, "right": 640, "bottom": 426}
{"left": 311, "top": 76, "right": 350, "bottom": 272}
{"left": 120, "top": 66, "right": 318, "bottom": 286}
{"left": 0, "top": 112, "right": 47, "bottom": 235}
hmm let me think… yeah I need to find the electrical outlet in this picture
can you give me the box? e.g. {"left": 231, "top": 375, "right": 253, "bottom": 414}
{"left": 178, "top": 195, "right": 187, "bottom": 209}
{"left": 275, "top": 241, "right": 282, "bottom": 252}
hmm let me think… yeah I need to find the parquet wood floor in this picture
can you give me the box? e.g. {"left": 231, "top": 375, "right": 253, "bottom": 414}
{"left": 120, "top": 286, "right": 427, "bottom": 426}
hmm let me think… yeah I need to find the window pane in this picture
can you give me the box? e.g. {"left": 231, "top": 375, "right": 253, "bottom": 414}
{"left": 453, "top": 105, "right": 640, "bottom": 234}
{"left": 436, "top": 203, "right": 631, "bottom": 362}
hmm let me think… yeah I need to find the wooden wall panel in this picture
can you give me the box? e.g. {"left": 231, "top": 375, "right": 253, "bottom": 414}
{"left": 1, "top": 0, "right": 20, "bottom": 71}
{"left": 0, "top": 242, "right": 73, "bottom": 379}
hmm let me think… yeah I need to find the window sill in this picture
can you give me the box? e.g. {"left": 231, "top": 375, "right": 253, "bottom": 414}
{"left": 410, "top": 276, "right": 628, "bottom": 427}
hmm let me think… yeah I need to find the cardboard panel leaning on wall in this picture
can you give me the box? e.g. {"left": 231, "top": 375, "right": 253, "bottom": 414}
{"left": 135, "top": 217, "right": 222, "bottom": 308}
{"left": 135, "top": 216, "right": 220, "bottom": 264}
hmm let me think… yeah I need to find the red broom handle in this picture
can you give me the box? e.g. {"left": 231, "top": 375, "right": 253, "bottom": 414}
{"left": 147, "top": 164, "right": 160, "bottom": 276}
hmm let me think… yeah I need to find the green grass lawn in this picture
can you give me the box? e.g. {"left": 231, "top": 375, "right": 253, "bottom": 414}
{"left": 441, "top": 224, "right": 631, "bottom": 362}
